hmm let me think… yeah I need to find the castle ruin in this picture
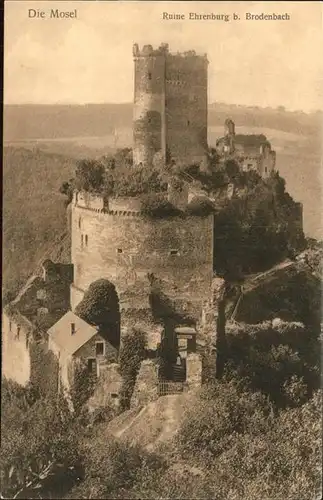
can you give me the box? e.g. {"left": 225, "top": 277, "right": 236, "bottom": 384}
{"left": 3, "top": 43, "right": 305, "bottom": 409}
{"left": 133, "top": 43, "right": 208, "bottom": 169}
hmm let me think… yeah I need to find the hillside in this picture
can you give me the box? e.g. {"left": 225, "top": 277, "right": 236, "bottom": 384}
{"left": 3, "top": 147, "right": 74, "bottom": 297}
{"left": 4, "top": 103, "right": 321, "bottom": 239}
{"left": 4, "top": 103, "right": 321, "bottom": 141}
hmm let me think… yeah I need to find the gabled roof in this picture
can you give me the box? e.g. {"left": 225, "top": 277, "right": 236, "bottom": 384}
{"left": 48, "top": 310, "right": 98, "bottom": 356}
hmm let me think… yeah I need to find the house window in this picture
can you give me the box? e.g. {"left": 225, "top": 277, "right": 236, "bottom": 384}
{"left": 85, "top": 235, "right": 88, "bottom": 246}
{"left": 265, "top": 167, "right": 268, "bottom": 173}
{"left": 111, "top": 393, "right": 118, "bottom": 399}
{"left": 95, "top": 341, "right": 105, "bottom": 356}
{"left": 71, "top": 323, "right": 76, "bottom": 335}
{"left": 9, "top": 321, "right": 12, "bottom": 332}
{"left": 87, "top": 358, "right": 97, "bottom": 374}
{"left": 170, "top": 249, "right": 180, "bottom": 256}
{"left": 16, "top": 326, "right": 21, "bottom": 340}
{"left": 117, "top": 248, "right": 123, "bottom": 254}
{"left": 148, "top": 72, "right": 152, "bottom": 80}
{"left": 78, "top": 217, "right": 81, "bottom": 229}
{"left": 187, "top": 120, "right": 190, "bottom": 126}
{"left": 81, "top": 235, "right": 84, "bottom": 248}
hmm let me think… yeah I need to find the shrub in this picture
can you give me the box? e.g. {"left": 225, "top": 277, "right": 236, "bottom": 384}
{"left": 74, "top": 160, "right": 105, "bottom": 193}
{"left": 0, "top": 381, "right": 81, "bottom": 499}
{"left": 119, "top": 330, "right": 146, "bottom": 410}
{"left": 185, "top": 196, "right": 215, "bottom": 216}
{"left": 141, "top": 193, "right": 181, "bottom": 218}
{"left": 69, "top": 362, "right": 97, "bottom": 416}
{"left": 176, "top": 379, "right": 273, "bottom": 461}
{"left": 66, "top": 437, "right": 166, "bottom": 499}
{"left": 75, "top": 279, "right": 120, "bottom": 333}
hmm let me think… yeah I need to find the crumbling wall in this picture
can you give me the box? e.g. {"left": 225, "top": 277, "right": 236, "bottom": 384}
{"left": 2, "top": 311, "right": 32, "bottom": 386}
{"left": 130, "top": 359, "right": 159, "bottom": 408}
{"left": 88, "top": 363, "right": 122, "bottom": 411}
{"left": 133, "top": 52, "right": 165, "bottom": 166}
{"left": 186, "top": 353, "right": 202, "bottom": 390}
{"left": 165, "top": 53, "right": 208, "bottom": 167}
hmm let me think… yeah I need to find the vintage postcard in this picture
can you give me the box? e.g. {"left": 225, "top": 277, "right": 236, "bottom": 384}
{"left": 2, "top": 1, "right": 322, "bottom": 499}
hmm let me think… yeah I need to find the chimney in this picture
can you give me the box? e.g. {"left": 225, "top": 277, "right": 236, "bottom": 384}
{"left": 71, "top": 323, "right": 75, "bottom": 335}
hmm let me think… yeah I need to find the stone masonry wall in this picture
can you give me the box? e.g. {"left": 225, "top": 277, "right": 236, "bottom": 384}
{"left": 71, "top": 202, "right": 214, "bottom": 320}
{"left": 133, "top": 53, "right": 166, "bottom": 165}
{"left": 186, "top": 353, "right": 203, "bottom": 390}
{"left": 165, "top": 54, "right": 208, "bottom": 167}
{"left": 74, "top": 332, "right": 118, "bottom": 367}
{"left": 2, "top": 312, "right": 32, "bottom": 386}
{"left": 131, "top": 359, "right": 159, "bottom": 408}
{"left": 87, "top": 363, "right": 122, "bottom": 411}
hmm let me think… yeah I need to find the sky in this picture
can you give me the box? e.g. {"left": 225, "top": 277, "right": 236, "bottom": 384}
{"left": 4, "top": 1, "right": 323, "bottom": 111}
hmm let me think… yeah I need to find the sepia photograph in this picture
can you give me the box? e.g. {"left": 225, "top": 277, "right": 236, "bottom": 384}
{"left": 2, "top": 1, "right": 322, "bottom": 498}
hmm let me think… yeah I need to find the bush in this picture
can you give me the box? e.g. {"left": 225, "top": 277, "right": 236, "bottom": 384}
{"left": 0, "top": 380, "right": 81, "bottom": 499}
{"left": 69, "top": 362, "right": 97, "bottom": 416}
{"left": 176, "top": 379, "right": 273, "bottom": 461}
{"left": 223, "top": 322, "right": 321, "bottom": 407}
{"left": 141, "top": 193, "right": 181, "bottom": 218}
{"left": 66, "top": 437, "right": 166, "bottom": 499}
{"left": 185, "top": 196, "right": 215, "bottom": 216}
{"left": 74, "top": 160, "right": 105, "bottom": 193}
{"left": 75, "top": 279, "right": 120, "bottom": 345}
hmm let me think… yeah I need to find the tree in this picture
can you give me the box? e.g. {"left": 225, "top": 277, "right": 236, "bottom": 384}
{"left": 74, "top": 160, "right": 105, "bottom": 193}
{"left": 75, "top": 279, "right": 120, "bottom": 346}
{"left": 0, "top": 379, "right": 81, "bottom": 499}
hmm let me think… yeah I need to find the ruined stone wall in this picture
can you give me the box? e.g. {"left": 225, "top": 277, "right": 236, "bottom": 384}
{"left": 87, "top": 363, "right": 122, "bottom": 411}
{"left": 165, "top": 54, "right": 208, "bottom": 167}
{"left": 71, "top": 201, "right": 214, "bottom": 320}
{"left": 2, "top": 312, "right": 32, "bottom": 386}
{"left": 186, "top": 353, "right": 202, "bottom": 390}
{"left": 130, "top": 359, "right": 159, "bottom": 408}
{"left": 133, "top": 52, "right": 166, "bottom": 166}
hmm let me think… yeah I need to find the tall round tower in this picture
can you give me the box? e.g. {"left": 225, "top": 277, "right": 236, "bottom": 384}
{"left": 133, "top": 44, "right": 167, "bottom": 166}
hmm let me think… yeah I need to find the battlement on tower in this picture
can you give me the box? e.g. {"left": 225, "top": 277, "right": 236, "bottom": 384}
{"left": 133, "top": 43, "right": 208, "bottom": 61}
{"left": 133, "top": 42, "right": 209, "bottom": 168}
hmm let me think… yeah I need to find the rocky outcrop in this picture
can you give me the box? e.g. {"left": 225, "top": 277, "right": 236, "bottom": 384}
{"left": 107, "top": 392, "right": 196, "bottom": 451}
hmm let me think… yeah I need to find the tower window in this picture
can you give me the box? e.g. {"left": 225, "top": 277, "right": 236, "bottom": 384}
{"left": 9, "top": 321, "right": 12, "bottom": 332}
{"left": 81, "top": 235, "right": 84, "bottom": 248}
{"left": 71, "top": 323, "right": 76, "bottom": 335}
{"left": 187, "top": 120, "right": 190, "bottom": 127}
{"left": 85, "top": 234, "right": 88, "bottom": 246}
{"left": 148, "top": 72, "right": 152, "bottom": 80}
{"left": 16, "top": 326, "right": 21, "bottom": 340}
{"left": 78, "top": 217, "right": 81, "bottom": 229}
